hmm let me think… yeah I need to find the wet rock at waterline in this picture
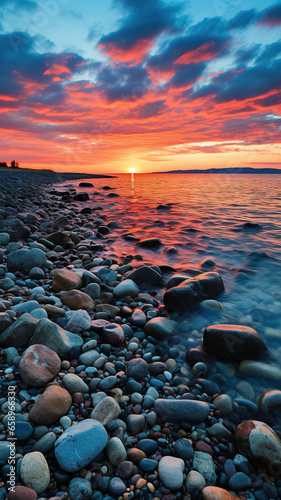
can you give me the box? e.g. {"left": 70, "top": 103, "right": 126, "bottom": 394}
{"left": 203, "top": 324, "right": 267, "bottom": 360}
{"left": 164, "top": 272, "right": 225, "bottom": 311}
{"left": 235, "top": 420, "right": 281, "bottom": 468}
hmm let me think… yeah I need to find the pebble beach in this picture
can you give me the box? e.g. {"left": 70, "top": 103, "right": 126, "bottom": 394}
{"left": 0, "top": 170, "right": 281, "bottom": 500}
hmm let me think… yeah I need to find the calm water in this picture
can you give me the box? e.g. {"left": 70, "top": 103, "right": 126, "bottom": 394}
{"left": 55, "top": 173, "right": 281, "bottom": 421}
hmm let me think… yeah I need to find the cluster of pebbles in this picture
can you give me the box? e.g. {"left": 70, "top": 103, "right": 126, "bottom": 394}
{"left": 0, "top": 171, "right": 281, "bottom": 500}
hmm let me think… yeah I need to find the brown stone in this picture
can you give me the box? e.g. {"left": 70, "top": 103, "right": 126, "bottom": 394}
{"left": 19, "top": 344, "right": 61, "bottom": 388}
{"left": 8, "top": 485, "right": 38, "bottom": 500}
{"left": 60, "top": 289, "right": 95, "bottom": 311}
{"left": 127, "top": 448, "right": 147, "bottom": 463}
{"left": 29, "top": 385, "right": 72, "bottom": 425}
{"left": 40, "top": 304, "right": 65, "bottom": 318}
{"left": 47, "top": 231, "right": 71, "bottom": 248}
{"left": 52, "top": 268, "right": 83, "bottom": 292}
{"left": 202, "top": 487, "right": 239, "bottom": 500}
{"left": 95, "top": 304, "right": 120, "bottom": 318}
{"left": 194, "top": 441, "right": 214, "bottom": 456}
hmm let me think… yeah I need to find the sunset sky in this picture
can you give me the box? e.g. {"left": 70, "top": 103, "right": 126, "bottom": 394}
{"left": 0, "top": 0, "right": 281, "bottom": 173}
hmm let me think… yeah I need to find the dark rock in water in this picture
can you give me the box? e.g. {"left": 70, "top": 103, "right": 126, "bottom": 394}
{"left": 203, "top": 324, "right": 267, "bottom": 360}
{"left": 242, "top": 222, "right": 262, "bottom": 228}
{"left": 138, "top": 238, "right": 162, "bottom": 248}
{"left": 103, "top": 185, "right": 114, "bottom": 190}
{"left": 167, "top": 275, "right": 190, "bottom": 289}
{"left": 126, "top": 265, "right": 163, "bottom": 285}
{"left": 154, "top": 399, "right": 210, "bottom": 423}
{"left": 156, "top": 204, "right": 171, "bottom": 210}
{"left": 74, "top": 192, "right": 89, "bottom": 201}
{"left": 185, "top": 348, "right": 205, "bottom": 366}
{"left": 79, "top": 182, "right": 93, "bottom": 187}
{"left": 107, "top": 192, "right": 119, "bottom": 197}
{"left": 200, "top": 258, "right": 215, "bottom": 269}
{"left": 144, "top": 317, "right": 178, "bottom": 340}
{"left": 164, "top": 272, "right": 224, "bottom": 311}
{"left": 80, "top": 207, "right": 92, "bottom": 214}
{"left": 235, "top": 420, "right": 281, "bottom": 468}
{"left": 7, "top": 248, "right": 46, "bottom": 273}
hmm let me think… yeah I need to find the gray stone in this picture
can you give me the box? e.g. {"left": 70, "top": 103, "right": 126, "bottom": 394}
{"left": 154, "top": 399, "right": 210, "bottom": 424}
{"left": 235, "top": 420, "right": 281, "bottom": 468}
{"left": 213, "top": 394, "right": 233, "bottom": 416}
{"left": 207, "top": 423, "right": 233, "bottom": 440}
{"left": 193, "top": 451, "right": 216, "bottom": 486}
{"left": 126, "top": 266, "right": 163, "bottom": 285}
{"left": 54, "top": 419, "right": 108, "bottom": 473}
{"left": 20, "top": 451, "right": 50, "bottom": 494}
{"left": 113, "top": 279, "right": 139, "bottom": 298}
{"left": 68, "top": 478, "right": 92, "bottom": 500}
{"left": 126, "top": 414, "right": 145, "bottom": 435}
{"left": 28, "top": 318, "right": 83, "bottom": 354}
{"left": 0, "top": 233, "right": 10, "bottom": 245}
{"left": 62, "top": 373, "right": 89, "bottom": 394}
{"left": 65, "top": 310, "right": 91, "bottom": 333}
{"left": 91, "top": 396, "right": 121, "bottom": 425}
{"left": 158, "top": 456, "right": 185, "bottom": 490}
{"left": 164, "top": 272, "right": 225, "bottom": 311}
{"left": 84, "top": 282, "right": 101, "bottom": 300}
{"left": 186, "top": 470, "right": 206, "bottom": 492}
{"left": 106, "top": 437, "right": 127, "bottom": 466}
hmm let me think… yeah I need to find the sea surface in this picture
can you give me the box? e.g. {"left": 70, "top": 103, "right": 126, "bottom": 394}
{"left": 54, "top": 173, "right": 281, "bottom": 421}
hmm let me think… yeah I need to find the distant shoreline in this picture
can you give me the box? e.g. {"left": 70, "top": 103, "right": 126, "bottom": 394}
{"left": 152, "top": 167, "right": 281, "bottom": 174}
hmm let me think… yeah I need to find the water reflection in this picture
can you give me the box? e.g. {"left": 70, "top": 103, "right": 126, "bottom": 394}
{"left": 130, "top": 172, "right": 135, "bottom": 200}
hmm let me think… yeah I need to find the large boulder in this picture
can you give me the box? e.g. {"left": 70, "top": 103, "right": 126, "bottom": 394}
{"left": 235, "top": 420, "right": 281, "bottom": 469}
{"left": 54, "top": 419, "right": 108, "bottom": 473}
{"left": 28, "top": 318, "right": 83, "bottom": 354}
{"left": 7, "top": 248, "right": 46, "bottom": 274}
{"left": 164, "top": 272, "right": 224, "bottom": 311}
{"left": 144, "top": 317, "right": 178, "bottom": 340}
{"left": 126, "top": 266, "right": 163, "bottom": 285}
{"left": 0, "top": 313, "right": 38, "bottom": 348}
{"left": 203, "top": 324, "right": 267, "bottom": 360}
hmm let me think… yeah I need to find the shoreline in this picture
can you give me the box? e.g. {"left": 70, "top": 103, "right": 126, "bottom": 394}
{"left": 0, "top": 172, "right": 280, "bottom": 500}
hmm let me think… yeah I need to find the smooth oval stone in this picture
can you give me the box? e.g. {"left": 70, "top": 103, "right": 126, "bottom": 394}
{"left": 7, "top": 485, "right": 38, "bottom": 500}
{"left": 54, "top": 419, "right": 108, "bottom": 473}
{"left": 62, "top": 373, "right": 89, "bottom": 394}
{"left": 14, "top": 421, "right": 33, "bottom": 441}
{"left": 20, "top": 452, "right": 50, "bottom": 494}
{"left": 113, "top": 279, "right": 139, "bottom": 298}
{"left": 185, "top": 470, "right": 206, "bottom": 492}
{"left": 19, "top": 344, "right": 61, "bottom": 388}
{"left": 203, "top": 324, "right": 267, "bottom": 360}
{"left": 52, "top": 268, "right": 83, "bottom": 292}
{"left": 29, "top": 385, "right": 72, "bottom": 426}
{"left": 132, "top": 308, "right": 146, "bottom": 326}
{"left": 239, "top": 361, "right": 281, "bottom": 381}
{"left": 213, "top": 394, "right": 233, "bottom": 416}
{"left": 109, "top": 477, "right": 126, "bottom": 496}
{"left": 106, "top": 437, "right": 127, "bottom": 466}
{"left": 91, "top": 396, "right": 121, "bottom": 426}
{"left": 102, "top": 323, "right": 125, "bottom": 347}
{"left": 158, "top": 456, "right": 185, "bottom": 490}
{"left": 139, "top": 458, "right": 158, "bottom": 472}
{"left": 174, "top": 438, "right": 194, "bottom": 459}
{"left": 60, "top": 289, "right": 95, "bottom": 311}
{"left": 228, "top": 472, "right": 251, "bottom": 491}
{"left": 154, "top": 399, "right": 210, "bottom": 423}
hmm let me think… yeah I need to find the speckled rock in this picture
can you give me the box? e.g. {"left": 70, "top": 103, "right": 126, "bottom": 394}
{"left": 19, "top": 344, "right": 60, "bottom": 388}
{"left": 91, "top": 396, "right": 121, "bottom": 425}
{"left": 193, "top": 451, "right": 216, "bottom": 486}
{"left": 28, "top": 318, "right": 83, "bottom": 354}
{"left": 20, "top": 452, "right": 50, "bottom": 494}
{"left": 68, "top": 477, "right": 92, "bottom": 500}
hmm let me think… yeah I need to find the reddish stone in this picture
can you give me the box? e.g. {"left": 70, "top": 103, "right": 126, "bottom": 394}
{"left": 52, "top": 268, "right": 83, "bottom": 292}
{"left": 8, "top": 485, "right": 38, "bottom": 500}
{"left": 29, "top": 385, "right": 72, "bottom": 425}
{"left": 19, "top": 344, "right": 61, "bottom": 388}
{"left": 202, "top": 487, "right": 240, "bottom": 500}
{"left": 60, "top": 289, "right": 95, "bottom": 311}
{"left": 127, "top": 448, "right": 147, "bottom": 463}
{"left": 194, "top": 441, "right": 214, "bottom": 456}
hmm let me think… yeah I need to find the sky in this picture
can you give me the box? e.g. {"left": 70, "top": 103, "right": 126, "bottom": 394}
{"left": 0, "top": 0, "right": 281, "bottom": 173}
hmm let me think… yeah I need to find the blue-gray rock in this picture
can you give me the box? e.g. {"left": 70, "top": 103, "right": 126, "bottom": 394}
{"left": 28, "top": 318, "right": 83, "bottom": 354}
{"left": 126, "top": 414, "right": 145, "bottom": 435}
{"left": 113, "top": 279, "right": 139, "bottom": 298}
{"left": 126, "top": 266, "right": 163, "bottom": 285}
{"left": 228, "top": 472, "right": 252, "bottom": 491}
{"left": 144, "top": 317, "right": 178, "bottom": 340}
{"left": 164, "top": 272, "right": 225, "bottom": 311}
{"left": 54, "top": 419, "right": 108, "bottom": 473}
{"left": 109, "top": 477, "right": 126, "bottom": 496}
{"left": 0, "top": 313, "right": 38, "bottom": 348}
{"left": 12, "top": 300, "right": 39, "bottom": 315}
{"left": 158, "top": 456, "right": 185, "bottom": 490}
{"left": 126, "top": 358, "right": 148, "bottom": 381}
{"left": 174, "top": 438, "right": 194, "bottom": 459}
{"left": 0, "top": 233, "right": 10, "bottom": 246}
{"left": 154, "top": 399, "right": 210, "bottom": 423}
{"left": 7, "top": 248, "right": 46, "bottom": 274}
{"left": 193, "top": 451, "right": 216, "bottom": 486}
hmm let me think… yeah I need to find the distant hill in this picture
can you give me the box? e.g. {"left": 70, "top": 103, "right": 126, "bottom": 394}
{"left": 154, "top": 167, "right": 281, "bottom": 174}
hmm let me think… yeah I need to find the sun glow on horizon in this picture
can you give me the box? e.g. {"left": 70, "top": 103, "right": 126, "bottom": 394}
{"left": 130, "top": 168, "right": 136, "bottom": 173}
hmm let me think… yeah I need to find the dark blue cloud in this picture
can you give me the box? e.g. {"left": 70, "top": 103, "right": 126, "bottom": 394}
{"left": 256, "top": 41, "right": 281, "bottom": 63}
{"left": 258, "top": 2, "right": 281, "bottom": 25}
{"left": 168, "top": 62, "right": 206, "bottom": 88}
{"left": 96, "top": 65, "right": 150, "bottom": 101}
{"left": 228, "top": 10, "right": 256, "bottom": 29}
{"left": 235, "top": 45, "right": 260, "bottom": 64}
{"left": 192, "top": 59, "right": 281, "bottom": 103}
{"left": 97, "top": 0, "right": 183, "bottom": 57}
{"left": 132, "top": 100, "right": 167, "bottom": 119}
